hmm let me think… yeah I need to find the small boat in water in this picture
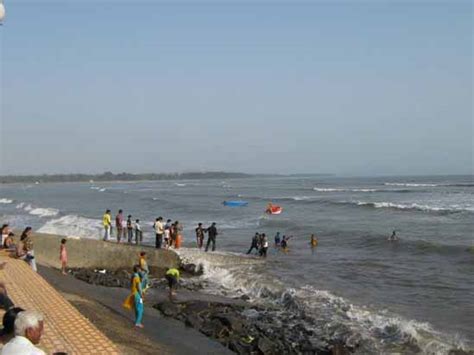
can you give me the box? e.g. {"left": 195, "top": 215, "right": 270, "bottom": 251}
{"left": 223, "top": 200, "right": 249, "bottom": 207}
{"left": 266, "top": 203, "right": 283, "bottom": 215}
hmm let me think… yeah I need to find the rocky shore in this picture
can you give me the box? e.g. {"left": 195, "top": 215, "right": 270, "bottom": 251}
{"left": 68, "top": 267, "right": 353, "bottom": 355}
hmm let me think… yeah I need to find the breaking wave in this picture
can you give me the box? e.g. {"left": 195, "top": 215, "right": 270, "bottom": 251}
{"left": 384, "top": 183, "right": 438, "bottom": 187}
{"left": 343, "top": 201, "right": 474, "bottom": 214}
{"left": 0, "top": 198, "right": 13, "bottom": 204}
{"left": 174, "top": 249, "right": 468, "bottom": 354}
{"left": 16, "top": 203, "right": 60, "bottom": 218}
{"left": 37, "top": 215, "right": 103, "bottom": 239}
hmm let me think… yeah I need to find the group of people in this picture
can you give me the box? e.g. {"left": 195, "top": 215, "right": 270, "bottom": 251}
{"left": 152, "top": 217, "right": 184, "bottom": 249}
{"left": 123, "top": 252, "right": 180, "bottom": 328}
{"left": 246, "top": 232, "right": 319, "bottom": 256}
{"left": 102, "top": 210, "right": 143, "bottom": 244}
{"left": 0, "top": 254, "right": 47, "bottom": 354}
{"left": 1, "top": 225, "right": 38, "bottom": 272}
{"left": 0, "top": 306, "right": 46, "bottom": 355}
{"left": 102, "top": 209, "right": 221, "bottom": 252}
{"left": 1, "top": 224, "right": 68, "bottom": 276}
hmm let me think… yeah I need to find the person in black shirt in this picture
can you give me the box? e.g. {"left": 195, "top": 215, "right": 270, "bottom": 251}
{"left": 205, "top": 223, "right": 218, "bottom": 252}
{"left": 246, "top": 233, "right": 260, "bottom": 254}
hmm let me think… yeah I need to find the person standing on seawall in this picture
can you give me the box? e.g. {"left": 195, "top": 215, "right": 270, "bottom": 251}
{"left": 154, "top": 217, "right": 164, "bottom": 249}
{"left": 115, "top": 210, "right": 124, "bottom": 243}
{"left": 205, "top": 223, "right": 218, "bottom": 252}
{"left": 102, "top": 209, "right": 112, "bottom": 241}
{"left": 134, "top": 219, "right": 142, "bottom": 245}
{"left": 127, "top": 215, "right": 134, "bottom": 243}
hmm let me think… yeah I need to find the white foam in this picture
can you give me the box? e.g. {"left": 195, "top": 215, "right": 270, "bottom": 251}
{"left": 384, "top": 183, "right": 438, "bottom": 187}
{"left": 37, "top": 215, "right": 103, "bottom": 239}
{"left": 19, "top": 204, "right": 59, "bottom": 217}
{"left": 314, "top": 188, "right": 378, "bottom": 193}
{"left": 0, "top": 198, "right": 13, "bottom": 204}
{"left": 173, "top": 248, "right": 467, "bottom": 353}
{"left": 351, "top": 201, "right": 473, "bottom": 213}
{"left": 28, "top": 207, "right": 59, "bottom": 217}
{"left": 314, "top": 187, "right": 345, "bottom": 192}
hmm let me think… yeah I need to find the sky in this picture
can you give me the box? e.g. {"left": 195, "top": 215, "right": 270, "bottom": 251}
{"left": 0, "top": 1, "right": 472, "bottom": 176}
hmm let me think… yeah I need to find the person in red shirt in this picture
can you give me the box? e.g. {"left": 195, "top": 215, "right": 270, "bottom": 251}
{"left": 115, "top": 210, "right": 124, "bottom": 243}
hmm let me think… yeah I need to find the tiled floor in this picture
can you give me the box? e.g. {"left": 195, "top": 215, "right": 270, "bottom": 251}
{"left": 0, "top": 252, "right": 120, "bottom": 354}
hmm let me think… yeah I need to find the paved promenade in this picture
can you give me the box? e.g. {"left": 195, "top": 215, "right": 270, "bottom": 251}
{"left": 0, "top": 252, "right": 120, "bottom": 354}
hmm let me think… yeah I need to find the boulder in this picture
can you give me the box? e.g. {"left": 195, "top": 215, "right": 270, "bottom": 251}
{"left": 184, "top": 314, "right": 202, "bottom": 329}
{"left": 257, "top": 336, "right": 274, "bottom": 355}
{"left": 180, "top": 263, "right": 204, "bottom": 276}
{"left": 212, "top": 314, "right": 244, "bottom": 333}
{"left": 155, "top": 301, "right": 181, "bottom": 318}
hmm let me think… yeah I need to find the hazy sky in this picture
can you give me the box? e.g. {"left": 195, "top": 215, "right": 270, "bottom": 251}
{"left": 0, "top": 1, "right": 472, "bottom": 176}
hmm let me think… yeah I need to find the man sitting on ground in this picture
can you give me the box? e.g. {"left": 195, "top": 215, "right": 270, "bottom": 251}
{"left": 1, "top": 310, "right": 45, "bottom": 355}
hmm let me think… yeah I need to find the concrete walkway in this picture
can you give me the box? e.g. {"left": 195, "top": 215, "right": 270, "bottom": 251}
{"left": 0, "top": 252, "right": 120, "bottom": 354}
{"left": 39, "top": 266, "right": 233, "bottom": 355}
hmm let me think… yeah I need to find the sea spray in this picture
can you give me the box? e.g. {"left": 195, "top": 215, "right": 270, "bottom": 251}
{"left": 173, "top": 248, "right": 469, "bottom": 354}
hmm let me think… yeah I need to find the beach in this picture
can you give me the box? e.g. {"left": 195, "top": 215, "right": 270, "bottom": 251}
{"left": 1, "top": 175, "right": 473, "bottom": 354}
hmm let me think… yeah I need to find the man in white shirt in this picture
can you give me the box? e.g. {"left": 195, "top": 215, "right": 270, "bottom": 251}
{"left": 1, "top": 310, "right": 46, "bottom": 355}
{"left": 154, "top": 217, "right": 164, "bottom": 249}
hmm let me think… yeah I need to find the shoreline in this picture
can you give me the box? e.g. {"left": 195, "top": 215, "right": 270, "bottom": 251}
{"left": 13, "top": 232, "right": 474, "bottom": 354}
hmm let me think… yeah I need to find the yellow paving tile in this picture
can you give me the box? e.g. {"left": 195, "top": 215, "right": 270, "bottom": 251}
{"left": 0, "top": 252, "right": 120, "bottom": 354}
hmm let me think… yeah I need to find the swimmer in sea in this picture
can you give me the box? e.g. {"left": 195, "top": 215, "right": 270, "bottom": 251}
{"left": 280, "top": 235, "right": 293, "bottom": 251}
{"left": 388, "top": 230, "right": 398, "bottom": 241}
{"left": 274, "top": 232, "right": 281, "bottom": 247}
{"left": 310, "top": 234, "right": 318, "bottom": 248}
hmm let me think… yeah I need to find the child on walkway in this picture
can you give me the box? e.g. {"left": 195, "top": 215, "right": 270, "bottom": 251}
{"left": 60, "top": 238, "right": 68, "bottom": 275}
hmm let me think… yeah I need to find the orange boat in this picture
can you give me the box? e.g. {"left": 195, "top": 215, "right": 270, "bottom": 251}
{"left": 266, "top": 203, "right": 283, "bottom": 215}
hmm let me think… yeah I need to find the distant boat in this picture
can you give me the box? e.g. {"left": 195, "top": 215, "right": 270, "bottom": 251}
{"left": 223, "top": 200, "right": 248, "bottom": 207}
{"left": 266, "top": 203, "right": 283, "bottom": 215}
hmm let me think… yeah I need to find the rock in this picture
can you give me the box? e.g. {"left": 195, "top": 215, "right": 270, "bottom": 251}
{"left": 331, "top": 343, "right": 350, "bottom": 355}
{"left": 257, "top": 336, "right": 274, "bottom": 355}
{"left": 241, "top": 308, "right": 260, "bottom": 319}
{"left": 184, "top": 314, "right": 202, "bottom": 329}
{"left": 180, "top": 263, "right": 204, "bottom": 276}
{"left": 200, "top": 319, "right": 225, "bottom": 337}
{"left": 229, "top": 339, "right": 252, "bottom": 355}
{"left": 212, "top": 314, "right": 244, "bottom": 333}
{"left": 155, "top": 301, "right": 181, "bottom": 318}
{"left": 184, "top": 300, "right": 212, "bottom": 316}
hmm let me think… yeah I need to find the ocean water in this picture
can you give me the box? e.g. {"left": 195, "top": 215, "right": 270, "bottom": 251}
{"left": 1, "top": 175, "right": 473, "bottom": 353}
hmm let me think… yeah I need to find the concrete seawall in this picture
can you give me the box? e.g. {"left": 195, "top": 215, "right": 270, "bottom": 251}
{"left": 31, "top": 232, "right": 180, "bottom": 272}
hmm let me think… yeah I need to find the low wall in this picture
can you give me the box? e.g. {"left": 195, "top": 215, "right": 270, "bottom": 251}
{"left": 30, "top": 232, "right": 180, "bottom": 272}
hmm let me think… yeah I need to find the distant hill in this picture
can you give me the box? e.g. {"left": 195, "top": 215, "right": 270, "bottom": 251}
{"left": 0, "top": 171, "right": 253, "bottom": 184}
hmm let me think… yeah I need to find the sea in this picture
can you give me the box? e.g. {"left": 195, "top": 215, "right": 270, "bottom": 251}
{"left": 1, "top": 175, "right": 473, "bottom": 354}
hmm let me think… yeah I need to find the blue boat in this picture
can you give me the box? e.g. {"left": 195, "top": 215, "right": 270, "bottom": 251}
{"left": 223, "top": 200, "right": 249, "bottom": 207}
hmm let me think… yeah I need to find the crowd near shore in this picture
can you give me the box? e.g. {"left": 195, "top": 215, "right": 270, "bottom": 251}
{"left": 0, "top": 207, "right": 320, "bottom": 342}
{"left": 101, "top": 209, "right": 220, "bottom": 252}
